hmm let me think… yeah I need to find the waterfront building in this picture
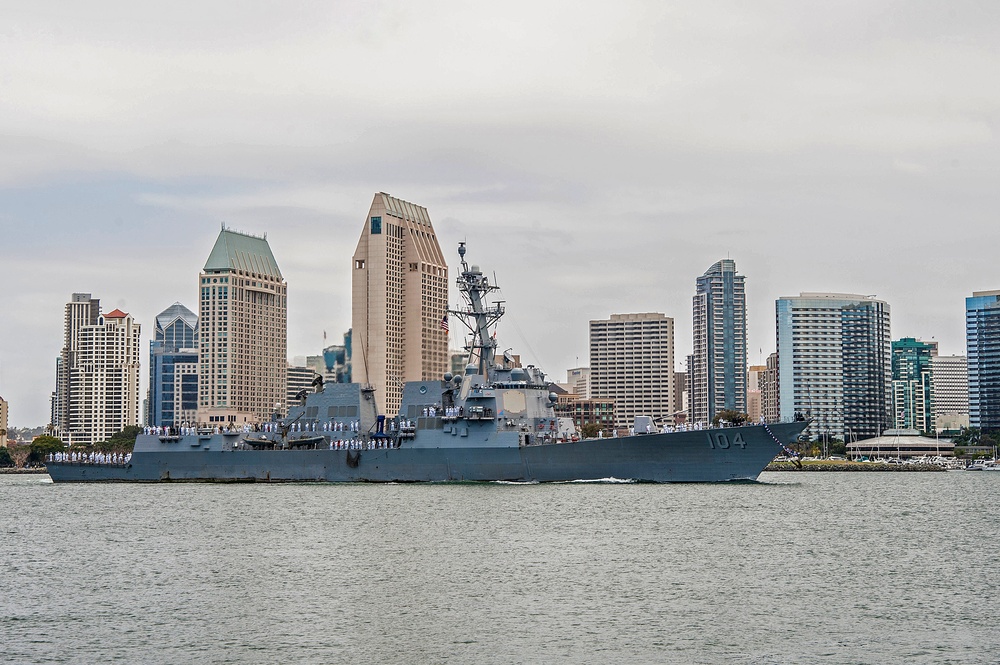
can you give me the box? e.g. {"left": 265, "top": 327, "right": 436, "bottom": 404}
{"left": 0, "top": 395, "right": 8, "bottom": 447}
{"left": 590, "top": 313, "right": 675, "bottom": 430}
{"left": 931, "top": 354, "right": 968, "bottom": 432}
{"left": 761, "top": 352, "right": 780, "bottom": 423}
{"left": 148, "top": 302, "right": 199, "bottom": 428}
{"left": 198, "top": 226, "right": 287, "bottom": 423}
{"left": 352, "top": 193, "right": 449, "bottom": 416}
{"left": 890, "top": 338, "right": 936, "bottom": 434}
{"left": 847, "top": 429, "right": 954, "bottom": 460}
{"left": 690, "top": 259, "right": 747, "bottom": 424}
{"left": 52, "top": 295, "right": 141, "bottom": 447}
{"left": 776, "top": 293, "right": 891, "bottom": 441}
{"left": 967, "top": 290, "right": 1000, "bottom": 432}
{"left": 567, "top": 367, "right": 591, "bottom": 399}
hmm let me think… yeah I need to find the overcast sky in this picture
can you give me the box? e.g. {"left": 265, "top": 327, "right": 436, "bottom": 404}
{"left": 2, "top": 1, "right": 998, "bottom": 427}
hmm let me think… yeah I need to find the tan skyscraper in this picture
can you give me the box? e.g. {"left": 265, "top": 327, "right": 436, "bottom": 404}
{"left": 352, "top": 193, "right": 449, "bottom": 415}
{"left": 198, "top": 226, "right": 287, "bottom": 424}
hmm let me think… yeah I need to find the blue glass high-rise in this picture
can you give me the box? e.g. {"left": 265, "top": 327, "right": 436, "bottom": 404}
{"left": 966, "top": 290, "right": 1000, "bottom": 432}
{"left": 148, "top": 303, "right": 199, "bottom": 427}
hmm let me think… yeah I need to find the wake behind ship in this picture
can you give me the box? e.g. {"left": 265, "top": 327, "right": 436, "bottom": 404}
{"left": 47, "top": 243, "right": 807, "bottom": 483}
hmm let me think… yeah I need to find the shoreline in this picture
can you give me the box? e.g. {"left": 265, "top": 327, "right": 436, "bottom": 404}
{"left": 766, "top": 461, "right": 948, "bottom": 472}
{"left": 0, "top": 467, "right": 49, "bottom": 475}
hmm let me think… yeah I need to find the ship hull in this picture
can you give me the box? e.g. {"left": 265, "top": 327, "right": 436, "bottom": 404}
{"left": 45, "top": 422, "right": 806, "bottom": 483}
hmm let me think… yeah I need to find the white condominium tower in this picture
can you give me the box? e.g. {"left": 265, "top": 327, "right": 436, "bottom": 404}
{"left": 352, "top": 193, "right": 449, "bottom": 416}
{"left": 589, "top": 313, "right": 676, "bottom": 430}
{"left": 931, "top": 354, "right": 968, "bottom": 432}
{"left": 198, "top": 226, "right": 287, "bottom": 424}
{"left": 776, "top": 293, "right": 891, "bottom": 441}
{"left": 52, "top": 294, "right": 141, "bottom": 447}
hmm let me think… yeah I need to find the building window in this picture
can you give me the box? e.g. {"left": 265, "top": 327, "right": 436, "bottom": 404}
{"left": 371, "top": 216, "right": 382, "bottom": 234}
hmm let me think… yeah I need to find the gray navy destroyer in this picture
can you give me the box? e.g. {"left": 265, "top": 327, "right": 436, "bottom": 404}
{"left": 47, "top": 243, "right": 807, "bottom": 483}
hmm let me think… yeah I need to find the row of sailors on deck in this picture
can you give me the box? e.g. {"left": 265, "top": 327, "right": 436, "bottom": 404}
{"left": 145, "top": 421, "right": 367, "bottom": 436}
{"left": 48, "top": 451, "right": 132, "bottom": 465}
{"left": 422, "top": 406, "right": 466, "bottom": 419}
{"left": 327, "top": 438, "right": 397, "bottom": 450}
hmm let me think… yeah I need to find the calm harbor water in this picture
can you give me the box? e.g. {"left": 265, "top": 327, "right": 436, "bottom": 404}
{"left": 2, "top": 472, "right": 999, "bottom": 665}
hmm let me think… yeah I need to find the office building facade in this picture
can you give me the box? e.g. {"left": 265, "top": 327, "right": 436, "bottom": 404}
{"left": 776, "top": 293, "right": 891, "bottom": 441}
{"left": 148, "top": 302, "right": 199, "bottom": 427}
{"left": 566, "top": 367, "right": 591, "bottom": 399}
{"left": 352, "top": 193, "right": 449, "bottom": 416}
{"left": 761, "top": 352, "right": 780, "bottom": 423}
{"left": 590, "top": 313, "right": 675, "bottom": 430}
{"left": 967, "top": 290, "right": 1000, "bottom": 432}
{"left": 198, "top": 226, "right": 287, "bottom": 423}
{"left": 690, "top": 259, "right": 747, "bottom": 424}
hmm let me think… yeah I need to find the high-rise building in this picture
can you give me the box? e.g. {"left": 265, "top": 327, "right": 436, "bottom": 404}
{"left": 322, "top": 330, "right": 353, "bottom": 384}
{"left": 690, "top": 259, "right": 747, "bottom": 423}
{"left": 673, "top": 371, "right": 686, "bottom": 415}
{"left": 53, "top": 293, "right": 100, "bottom": 433}
{"left": 0, "top": 395, "right": 8, "bottom": 447}
{"left": 747, "top": 364, "right": 766, "bottom": 423}
{"left": 287, "top": 364, "right": 321, "bottom": 412}
{"left": 566, "top": 367, "right": 591, "bottom": 399}
{"left": 931, "top": 354, "right": 968, "bottom": 433}
{"left": 590, "top": 313, "right": 675, "bottom": 430}
{"left": 352, "top": 193, "right": 449, "bottom": 416}
{"left": 53, "top": 295, "right": 141, "bottom": 447}
{"left": 198, "top": 226, "right": 287, "bottom": 424}
{"left": 776, "top": 293, "right": 891, "bottom": 441}
{"left": 148, "top": 302, "right": 199, "bottom": 427}
{"left": 761, "top": 352, "right": 780, "bottom": 423}
{"left": 891, "top": 338, "right": 937, "bottom": 433}
{"left": 966, "top": 290, "right": 1000, "bottom": 432}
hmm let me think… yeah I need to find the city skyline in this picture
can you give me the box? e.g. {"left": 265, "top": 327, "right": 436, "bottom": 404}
{"left": 3, "top": 2, "right": 999, "bottom": 425}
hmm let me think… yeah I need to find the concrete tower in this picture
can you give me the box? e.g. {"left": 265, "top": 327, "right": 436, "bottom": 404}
{"left": 589, "top": 313, "right": 675, "bottom": 430}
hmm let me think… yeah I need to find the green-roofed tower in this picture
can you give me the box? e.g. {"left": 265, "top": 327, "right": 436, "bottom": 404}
{"left": 198, "top": 225, "right": 287, "bottom": 424}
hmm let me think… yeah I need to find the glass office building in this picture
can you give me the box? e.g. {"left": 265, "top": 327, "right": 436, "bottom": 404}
{"left": 148, "top": 302, "right": 199, "bottom": 427}
{"left": 891, "top": 337, "right": 936, "bottom": 434}
{"left": 966, "top": 290, "right": 1000, "bottom": 432}
{"left": 690, "top": 259, "right": 747, "bottom": 424}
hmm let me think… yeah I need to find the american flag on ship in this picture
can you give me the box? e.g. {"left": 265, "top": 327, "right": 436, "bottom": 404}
{"left": 441, "top": 314, "right": 449, "bottom": 333}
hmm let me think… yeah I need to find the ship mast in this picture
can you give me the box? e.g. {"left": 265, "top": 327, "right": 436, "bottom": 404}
{"left": 450, "top": 242, "right": 504, "bottom": 382}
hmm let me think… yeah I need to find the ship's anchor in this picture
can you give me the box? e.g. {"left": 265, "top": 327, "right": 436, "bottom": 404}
{"left": 346, "top": 450, "right": 361, "bottom": 468}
